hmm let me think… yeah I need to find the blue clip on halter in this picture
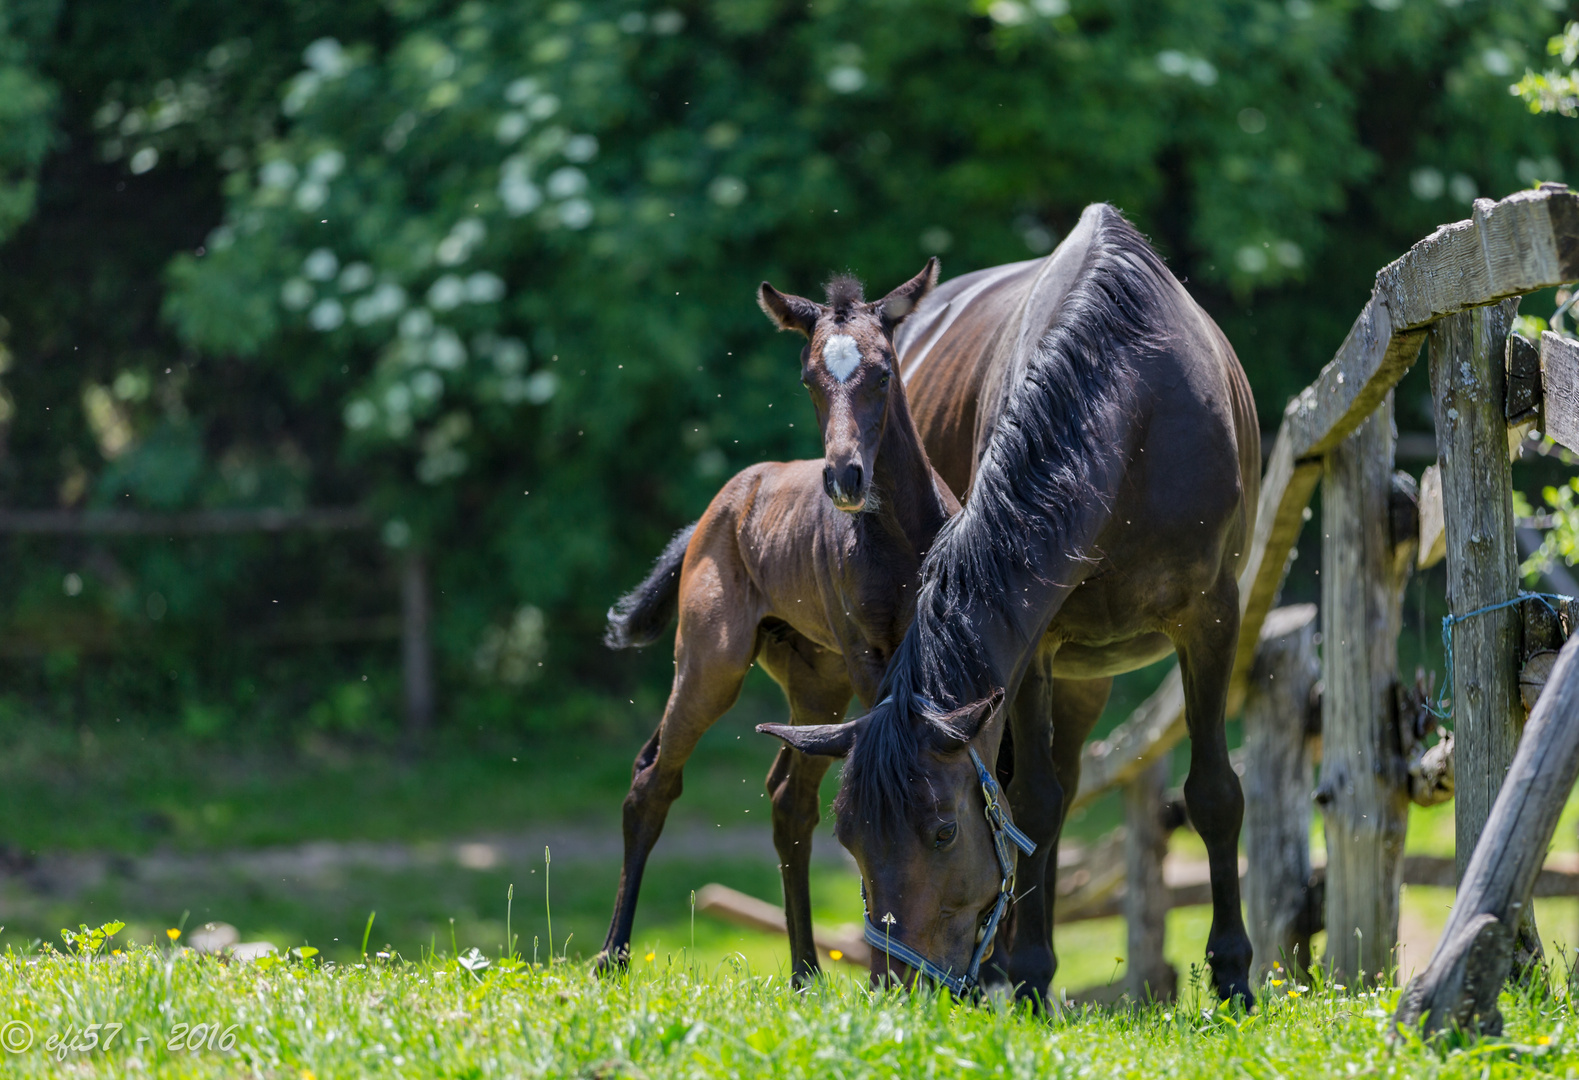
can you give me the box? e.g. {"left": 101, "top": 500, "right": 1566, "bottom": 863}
{"left": 862, "top": 745, "right": 1037, "bottom": 996}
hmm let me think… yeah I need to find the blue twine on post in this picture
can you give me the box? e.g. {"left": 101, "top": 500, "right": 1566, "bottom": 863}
{"left": 1428, "top": 591, "right": 1573, "bottom": 721}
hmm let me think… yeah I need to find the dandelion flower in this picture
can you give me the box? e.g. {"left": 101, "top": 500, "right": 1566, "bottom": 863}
{"left": 644, "top": 951, "right": 655, "bottom": 962}
{"left": 166, "top": 929, "right": 181, "bottom": 941}
{"left": 1287, "top": 989, "right": 1301, "bottom": 998}
{"left": 829, "top": 950, "right": 843, "bottom": 961}
{"left": 1539, "top": 1035, "right": 1553, "bottom": 1046}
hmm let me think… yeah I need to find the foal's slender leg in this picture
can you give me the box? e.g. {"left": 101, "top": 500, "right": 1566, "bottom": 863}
{"left": 1172, "top": 579, "right": 1254, "bottom": 1004}
{"left": 596, "top": 577, "right": 758, "bottom": 971}
{"left": 759, "top": 642, "right": 851, "bottom": 985}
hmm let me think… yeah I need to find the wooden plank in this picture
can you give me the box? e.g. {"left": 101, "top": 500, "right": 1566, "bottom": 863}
{"left": 1123, "top": 758, "right": 1177, "bottom": 1001}
{"left": 1242, "top": 603, "right": 1320, "bottom": 981}
{"left": 1506, "top": 333, "right": 1542, "bottom": 424}
{"left": 1318, "top": 400, "right": 1412, "bottom": 986}
{"left": 1432, "top": 303, "right": 1527, "bottom": 895}
{"left": 1283, "top": 187, "right": 1579, "bottom": 464}
{"left": 1418, "top": 464, "right": 1447, "bottom": 569}
{"left": 695, "top": 883, "right": 870, "bottom": 966}
{"left": 1542, "top": 331, "right": 1579, "bottom": 455}
{"left": 1395, "top": 633, "right": 1579, "bottom": 1036}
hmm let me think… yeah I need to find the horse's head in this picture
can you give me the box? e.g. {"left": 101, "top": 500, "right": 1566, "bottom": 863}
{"left": 757, "top": 259, "right": 938, "bottom": 513}
{"left": 758, "top": 686, "right": 1015, "bottom": 991}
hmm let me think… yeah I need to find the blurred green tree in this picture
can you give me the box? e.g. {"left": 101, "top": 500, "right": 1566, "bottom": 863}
{"left": 1, "top": 0, "right": 1575, "bottom": 734}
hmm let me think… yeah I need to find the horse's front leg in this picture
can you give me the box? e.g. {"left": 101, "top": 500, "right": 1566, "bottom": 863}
{"left": 1173, "top": 578, "right": 1254, "bottom": 1006}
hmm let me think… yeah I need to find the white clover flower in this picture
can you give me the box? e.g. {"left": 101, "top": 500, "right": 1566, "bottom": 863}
{"left": 557, "top": 199, "right": 593, "bottom": 229}
{"left": 564, "top": 134, "right": 598, "bottom": 162}
{"left": 303, "top": 38, "right": 349, "bottom": 78}
{"left": 546, "top": 167, "right": 587, "bottom": 199}
{"left": 303, "top": 248, "right": 339, "bottom": 281}
{"left": 352, "top": 282, "right": 407, "bottom": 325}
{"left": 411, "top": 369, "right": 444, "bottom": 403}
{"left": 708, "top": 176, "right": 747, "bottom": 207}
{"left": 500, "top": 177, "right": 542, "bottom": 216}
{"left": 339, "top": 262, "right": 374, "bottom": 292}
{"left": 492, "top": 338, "right": 528, "bottom": 374}
{"left": 496, "top": 112, "right": 530, "bottom": 143}
{"left": 344, "top": 399, "right": 377, "bottom": 430}
{"left": 308, "top": 149, "right": 345, "bottom": 181}
{"left": 260, "top": 159, "right": 298, "bottom": 190}
{"left": 428, "top": 328, "right": 466, "bottom": 369}
{"left": 384, "top": 384, "right": 412, "bottom": 414}
{"left": 464, "top": 272, "right": 505, "bottom": 303}
{"left": 309, "top": 298, "right": 345, "bottom": 331}
{"left": 505, "top": 77, "right": 540, "bottom": 105}
{"left": 427, "top": 275, "right": 466, "bottom": 311}
{"left": 524, "top": 370, "right": 558, "bottom": 404}
{"left": 827, "top": 66, "right": 865, "bottom": 94}
{"left": 282, "top": 72, "right": 322, "bottom": 117}
{"left": 295, "top": 180, "right": 328, "bottom": 211}
{"left": 280, "top": 278, "right": 314, "bottom": 310}
{"left": 399, "top": 308, "right": 435, "bottom": 339}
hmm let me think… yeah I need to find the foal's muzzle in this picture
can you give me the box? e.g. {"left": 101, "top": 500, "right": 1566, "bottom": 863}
{"left": 823, "top": 462, "right": 865, "bottom": 511}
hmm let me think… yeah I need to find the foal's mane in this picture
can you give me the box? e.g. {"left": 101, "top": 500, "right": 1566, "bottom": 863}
{"left": 837, "top": 207, "right": 1175, "bottom": 829}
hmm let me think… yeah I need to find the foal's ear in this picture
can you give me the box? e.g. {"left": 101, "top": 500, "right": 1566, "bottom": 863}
{"left": 756, "top": 719, "right": 860, "bottom": 759}
{"left": 758, "top": 283, "right": 822, "bottom": 338}
{"left": 877, "top": 257, "right": 940, "bottom": 330}
{"left": 928, "top": 687, "right": 1005, "bottom": 750}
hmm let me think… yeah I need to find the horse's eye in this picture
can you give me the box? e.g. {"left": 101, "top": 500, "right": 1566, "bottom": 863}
{"left": 934, "top": 822, "right": 958, "bottom": 848}
{"left": 879, "top": 372, "right": 891, "bottom": 387}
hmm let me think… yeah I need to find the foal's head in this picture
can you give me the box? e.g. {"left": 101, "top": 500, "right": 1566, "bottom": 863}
{"left": 758, "top": 259, "right": 938, "bottom": 513}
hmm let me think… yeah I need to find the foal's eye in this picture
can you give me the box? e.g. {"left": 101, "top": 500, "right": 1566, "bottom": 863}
{"left": 934, "top": 822, "right": 958, "bottom": 848}
{"left": 879, "top": 372, "right": 891, "bottom": 387}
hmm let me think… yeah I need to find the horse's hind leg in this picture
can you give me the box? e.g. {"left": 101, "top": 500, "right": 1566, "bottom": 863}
{"left": 596, "top": 569, "right": 758, "bottom": 972}
{"left": 759, "top": 639, "right": 850, "bottom": 986}
{"left": 1173, "top": 578, "right": 1254, "bottom": 1005}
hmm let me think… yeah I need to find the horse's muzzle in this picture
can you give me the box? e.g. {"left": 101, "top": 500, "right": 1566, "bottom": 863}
{"left": 823, "top": 462, "right": 865, "bottom": 511}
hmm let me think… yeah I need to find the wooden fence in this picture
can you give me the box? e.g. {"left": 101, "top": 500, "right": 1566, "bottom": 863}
{"left": 1086, "top": 182, "right": 1579, "bottom": 1006}
{"left": 0, "top": 508, "right": 436, "bottom": 742}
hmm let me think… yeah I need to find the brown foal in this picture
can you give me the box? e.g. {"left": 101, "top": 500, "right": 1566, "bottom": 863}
{"left": 595, "top": 258, "right": 957, "bottom": 982}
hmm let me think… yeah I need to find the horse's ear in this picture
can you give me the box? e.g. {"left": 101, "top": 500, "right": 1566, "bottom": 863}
{"left": 877, "top": 257, "right": 939, "bottom": 330}
{"left": 758, "top": 283, "right": 821, "bottom": 338}
{"left": 756, "top": 719, "right": 860, "bottom": 758}
{"left": 928, "top": 687, "right": 1005, "bottom": 750}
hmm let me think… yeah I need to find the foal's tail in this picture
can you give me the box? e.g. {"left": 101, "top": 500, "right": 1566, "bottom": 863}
{"left": 604, "top": 521, "right": 698, "bottom": 649}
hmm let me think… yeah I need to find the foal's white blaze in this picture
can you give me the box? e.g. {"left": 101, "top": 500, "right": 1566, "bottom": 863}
{"left": 822, "top": 334, "right": 861, "bottom": 383}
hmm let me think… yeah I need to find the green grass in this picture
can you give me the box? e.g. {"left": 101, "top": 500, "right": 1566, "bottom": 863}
{"left": 2, "top": 944, "right": 1577, "bottom": 1078}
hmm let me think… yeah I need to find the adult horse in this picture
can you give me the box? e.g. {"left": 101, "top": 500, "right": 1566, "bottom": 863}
{"left": 761, "top": 203, "right": 1260, "bottom": 1005}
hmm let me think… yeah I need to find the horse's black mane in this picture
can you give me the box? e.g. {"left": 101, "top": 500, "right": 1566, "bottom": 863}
{"left": 836, "top": 207, "right": 1174, "bottom": 830}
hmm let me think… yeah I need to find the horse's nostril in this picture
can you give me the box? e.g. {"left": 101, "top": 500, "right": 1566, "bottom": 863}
{"left": 843, "top": 463, "right": 863, "bottom": 495}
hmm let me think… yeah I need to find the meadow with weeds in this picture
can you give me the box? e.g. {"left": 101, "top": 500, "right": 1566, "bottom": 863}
{"left": 2, "top": 933, "right": 1577, "bottom": 1079}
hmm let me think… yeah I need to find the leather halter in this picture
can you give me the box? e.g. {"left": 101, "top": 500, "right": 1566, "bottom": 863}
{"left": 861, "top": 744, "right": 1036, "bottom": 996}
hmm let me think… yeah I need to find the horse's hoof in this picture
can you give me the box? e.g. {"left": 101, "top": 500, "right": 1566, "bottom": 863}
{"left": 1216, "top": 978, "right": 1255, "bottom": 1011}
{"left": 593, "top": 947, "right": 629, "bottom": 976}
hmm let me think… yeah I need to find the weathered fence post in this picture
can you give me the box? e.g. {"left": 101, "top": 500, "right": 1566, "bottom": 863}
{"left": 1395, "top": 633, "right": 1579, "bottom": 1035}
{"left": 1124, "top": 756, "right": 1176, "bottom": 1002}
{"left": 402, "top": 550, "right": 435, "bottom": 743}
{"left": 1430, "top": 302, "right": 1525, "bottom": 865}
{"left": 1242, "top": 603, "right": 1320, "bottom": 982}
{"left": 1318, "top": 396, "right": 1415, "bottom": 986}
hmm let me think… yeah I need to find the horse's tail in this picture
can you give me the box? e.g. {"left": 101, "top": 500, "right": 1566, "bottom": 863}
{"left": 604, "top": 522, "right": 697, "bottom": 649}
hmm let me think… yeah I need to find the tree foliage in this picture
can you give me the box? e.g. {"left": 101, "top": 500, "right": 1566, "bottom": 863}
{"left": 2, "top": 0, "right": 1576, "bottom": 732}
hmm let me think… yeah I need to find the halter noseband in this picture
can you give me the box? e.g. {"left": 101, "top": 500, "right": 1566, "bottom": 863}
{"left": 861, "top": 744, "right": 1036, "bottom": 996}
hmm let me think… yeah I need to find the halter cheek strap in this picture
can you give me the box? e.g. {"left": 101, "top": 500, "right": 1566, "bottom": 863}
{"left": 862, "top": 745, "right": 1037, "bottom": 996}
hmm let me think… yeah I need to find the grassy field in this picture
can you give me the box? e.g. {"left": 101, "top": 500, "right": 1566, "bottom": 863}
{"left": 1, "top": 943, "right": 1576, "bottom": 1078}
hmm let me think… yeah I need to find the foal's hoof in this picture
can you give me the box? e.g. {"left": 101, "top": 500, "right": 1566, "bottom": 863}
{"left": 593, "top": 947, "right": 629, "bottom": 976}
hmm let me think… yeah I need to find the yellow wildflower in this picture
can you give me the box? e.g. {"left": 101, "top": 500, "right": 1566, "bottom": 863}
{"left": 166, "top": 929, "right": 181, "bottom": 942}
{"left": 829, "top": 950, "right": 843, "bottom": 961}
